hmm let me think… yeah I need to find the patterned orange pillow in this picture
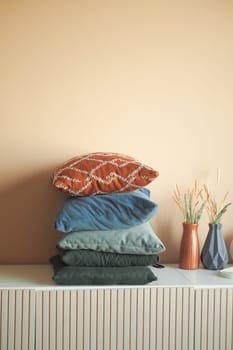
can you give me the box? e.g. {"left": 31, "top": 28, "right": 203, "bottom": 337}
{"left": 52, "top": 152, "right": 159, "bottom": 196}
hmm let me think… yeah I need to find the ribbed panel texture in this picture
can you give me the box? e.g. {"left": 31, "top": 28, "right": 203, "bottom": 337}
{"left": 0, "top": 290, "right": 35, "bottom": 350}
{"left": 35, "top": 287, "right": 195, "bottom": 350}
{"left": 1, "top": 287, "right": 233, "bottom": 350}
{"left": 194, "top": 288, "right": 233, "bottom": 350}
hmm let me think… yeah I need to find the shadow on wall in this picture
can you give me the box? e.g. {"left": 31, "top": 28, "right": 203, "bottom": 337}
{"left": 155, "top": 218, "right": 180, "bottom": 264}
{"left": 0, "top": 167, "right": 65, "bottom": 264}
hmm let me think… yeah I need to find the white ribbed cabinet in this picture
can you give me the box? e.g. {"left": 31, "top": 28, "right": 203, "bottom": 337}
{"left": 0, "top": 289, "right": 35, "bottom": 350}
{"left": 0, "top": 265, "right": 233, "bottom": 350}
{"left": 35, "top": 287, "right": 195, "bottom": 350}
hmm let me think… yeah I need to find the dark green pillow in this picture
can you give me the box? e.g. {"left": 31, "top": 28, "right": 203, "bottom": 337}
{"left": 59, "top": 249, "right": 160, "bottom": 267}
{"left": 50, "top": 255, "right": 157, "bottom": 285}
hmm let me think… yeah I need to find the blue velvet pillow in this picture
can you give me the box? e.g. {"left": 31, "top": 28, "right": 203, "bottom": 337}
{"left": 55, "top": 188, "right": 158, "bottom": 233}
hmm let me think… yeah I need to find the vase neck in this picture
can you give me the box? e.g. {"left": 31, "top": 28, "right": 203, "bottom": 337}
{"left": 209, "top": 223, "right": 222, "bottom": 229}
{"left": 183, "top": 223, "right": 198, "bottom": 228}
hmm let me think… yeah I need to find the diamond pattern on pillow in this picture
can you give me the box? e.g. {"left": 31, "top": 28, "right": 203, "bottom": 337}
{"left": 52, "top": 152, "right": 159, "bottom": 196}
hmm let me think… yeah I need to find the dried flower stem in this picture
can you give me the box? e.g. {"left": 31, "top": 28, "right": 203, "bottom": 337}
{"left": 173, "top": 181, "right": 206, "bottom": 224}
{"left": 203, "top": 185, "right": 231, "bottom": 224}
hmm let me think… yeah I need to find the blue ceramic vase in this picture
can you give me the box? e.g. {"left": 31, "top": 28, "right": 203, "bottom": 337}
{"left": 201, "top": 223, "right": 228, "bottom": 270}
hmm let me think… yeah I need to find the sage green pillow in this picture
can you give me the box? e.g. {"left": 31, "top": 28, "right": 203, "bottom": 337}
{"left": 57, "top": 222, "right": 165, "bottom": 255}
{"left": 60, "top": 249, "right": 160, "bottom": 267}
{"left": 51, "top": 255, "right": 157, "bottom": 285}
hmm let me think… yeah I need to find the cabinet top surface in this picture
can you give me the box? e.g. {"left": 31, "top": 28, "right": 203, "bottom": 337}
{"left": 0, "top": 264, "right": 233, "bottom": 290}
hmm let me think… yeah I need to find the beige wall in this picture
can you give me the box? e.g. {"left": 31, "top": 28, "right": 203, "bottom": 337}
{"left": 1, "top": 0, "right": 233, "bottom": 264}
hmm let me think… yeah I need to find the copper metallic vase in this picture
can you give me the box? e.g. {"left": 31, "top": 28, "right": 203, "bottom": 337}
{"left": 179, "top": 223, "right": 200, "bottom": 270}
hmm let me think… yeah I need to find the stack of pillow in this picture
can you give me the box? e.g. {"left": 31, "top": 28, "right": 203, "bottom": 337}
{"left": 51, "top": 152, "right": 165, "bottom": 285}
